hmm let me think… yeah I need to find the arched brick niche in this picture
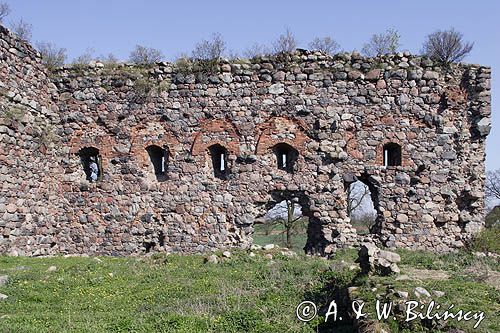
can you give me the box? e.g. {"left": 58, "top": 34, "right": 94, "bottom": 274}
{"left": 255, "top": 117, "right": 310, "bottom": 155}
{"left": 130, "top": 122, "right": 179, "bottom": 171}
{"left": 191, "top": 119, "right": 241, "bottom": 179}
{"left": 66, "top": 127, "right": 117, "bottom": 184}
{"left": 69, "top": 127, "right": 117, "bottom": 169}
{"left": 191, "top": 119, "right": 241, "bottom": 156}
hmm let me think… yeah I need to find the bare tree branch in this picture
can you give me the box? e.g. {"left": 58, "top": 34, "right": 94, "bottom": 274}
{"left": 265, "top": 199, "right": 304, "bottom": 249}
{"left": 421, "top": 28, "right": 473, "bottom": 63}
{"left": 36, "top": 41, "right": 67, "bottom": 70}
{"left": 10, "top": 18, "right": 32, "bottom": 41}
{"left": 273, "top": 28, "right": 297, "bottom": 54}
{"left": 243, "top": 43, "right": 270, "bottom": 59}
{"left": 98, "top": 53, "right": 119, "bottom": 65}
{"left": 486, "top": 169, "right": 500, "bottom": 202}
{"left": 129, "top": 45, "right": 163, "bottom": 65}
{"left": 361, "top": 28, "right": 401, "bottom": 56}
{"left": 309, "top": 36, "right": 341, "bottom": 54}
{"left": 72, "top": 48, "right": 95, "bottom": 66}
{"left": 0, "top": 2, "right": 10, "bottom": 23}
{"left": 192, "top": 33, "right": 226, "bottom": 60}
{"left": 347, "top": 182, "right": 370, "bottom": 216}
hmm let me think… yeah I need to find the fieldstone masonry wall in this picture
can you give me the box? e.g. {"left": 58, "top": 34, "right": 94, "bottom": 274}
{"left": 0, "top": 25, "right": 492, "bottom": 256}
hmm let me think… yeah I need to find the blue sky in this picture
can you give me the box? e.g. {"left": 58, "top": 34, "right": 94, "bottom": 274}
{"left": 3, "top": 0, "right": 499, "bottom": 170}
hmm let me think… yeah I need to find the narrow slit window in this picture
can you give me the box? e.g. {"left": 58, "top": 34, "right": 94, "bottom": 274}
{"left": 208, "top": 144, "right": 228, "bottom": 179}
{"left": 383, "top": 143, "right": 402, "bottom": 167}
{"left": 146, "top": 145, "right": 168, "bottom": 181}
{"left": 273, "top": 143, "right": 299, "bottom": 173}
{"left": 78, "top": 147, "right": 101, "bottom": 182}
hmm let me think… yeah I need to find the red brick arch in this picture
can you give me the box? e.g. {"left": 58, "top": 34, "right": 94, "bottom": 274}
{"left": 69, "top": 126, "right": 117, "bottom": 168}
{"left": 191, "top": 119, "right": 241, "bottom": 156}
{"left": 130, "top": 122, "right": 180, "bottom": 168}
{"left": 255, "top": 116, "right": 310, "bottom": 155}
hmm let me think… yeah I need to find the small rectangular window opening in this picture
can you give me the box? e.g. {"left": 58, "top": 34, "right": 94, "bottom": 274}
{"left": 209, "top": 144, "right": 229, "bottom": 179}
{"left": 78, "top": 147, "right": 101, "bottom": 182}
{"left": 146, "top": 145, "right": 169, "bottom": 181}
{"left": 273, "top": 143, "right": 298, "bottom": 174}
{"left": 383, "top": 143, "right": 402, "bottom": 167}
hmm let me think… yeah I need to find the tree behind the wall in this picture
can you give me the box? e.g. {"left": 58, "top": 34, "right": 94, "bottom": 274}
{"left": 273, "top": 28, "right": 297, "bottom": 54}
{"left": 36, "top": 41, "right": 67, "bottom": 71}
{"left": 486, "top": 169, "right": 500, "bottom": 205}
{"left": 129, "top": 45, "right": 163, "bottom": 66}
{"left": 309, "top": 36, "right": 341, "bottom": 55}
{"left": 0, "top": 2, "right": 10, "bottom": 23}
{"left": 265, "top": 199, "right": 305, "bottom": 249}
{"left": 361, "top": 28, "right": 401, "bottom": 56}
{"left": 10, "top": 18, "right": 32, "bottom": 41}
{"left": 421, "top": 28, "right": 473, "bottom": 63}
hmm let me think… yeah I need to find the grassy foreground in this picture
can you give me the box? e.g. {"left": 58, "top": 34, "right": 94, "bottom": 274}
{"left": 0, "top": 250, "right": 335, "bottom": 333}
{"left": 0, "top": 248, "right": 498, "bottom": 333}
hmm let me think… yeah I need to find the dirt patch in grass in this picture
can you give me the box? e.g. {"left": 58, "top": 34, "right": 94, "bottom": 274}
{"left": 402, "top": 267, "right": 450, "bottom": 281}
{"left": 464, "top": 261, "right": 500, "bottom": 290}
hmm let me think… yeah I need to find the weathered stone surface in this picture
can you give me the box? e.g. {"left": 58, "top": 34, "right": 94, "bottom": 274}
{"left": 263, "top": 244, "right": 275, "bottom": 251}
{"left": 205, "top": 254, "right": 218, "bottom": 264}
{"left": 268, "top": 83, "right": 284, "bottom": 94}
{"left": 396, "top": 214, "right": 409, "bottom": 223}
{"left": 0, "top": 275, "right": 8, "bottom": 287}
{"left": 0, "top": 24, "right": 491, "bottom": 257}
{"left": 476, "top": 117, "right": 491, "bottom": 136}
{"left": 365, "top": 69, "right": 380, "bottom": 80}
{"left": 358, "top": 243, "right": 401, "bottom": 276}
{"left": 414, "top": 287, "right": 431, "bottom": 298}
{"left": 423, "top": 71, "right": 439, "bottom": 80}
{"left": 378, "top": 250, "right": 401, "bottom": 263}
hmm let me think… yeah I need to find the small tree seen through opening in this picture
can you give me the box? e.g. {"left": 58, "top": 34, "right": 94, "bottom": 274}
{"left": 256, "top": 198, "right": 307, "bottom": 251}
{"left": 347, "top": 180, "right": 377, "bottom": 234}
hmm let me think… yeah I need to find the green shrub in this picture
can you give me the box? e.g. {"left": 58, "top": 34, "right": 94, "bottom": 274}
{"left": 134, "top": 77, "right": 155, "bottom": 97}
{"left": 174, "top": 56, "right": 220, "bottom": 79}
{"left": 471, "top": 227, "right": 500, "bottom": 253}
{"left": 485, "top": 206, "right": 500, "bottom": 228}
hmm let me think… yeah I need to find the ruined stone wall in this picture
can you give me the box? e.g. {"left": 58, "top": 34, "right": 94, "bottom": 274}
{"left": 0, "top": 26, "right": 62, "bottom": 255}
{"left": 0, "top": 24, "right": 492, "bottom": 256}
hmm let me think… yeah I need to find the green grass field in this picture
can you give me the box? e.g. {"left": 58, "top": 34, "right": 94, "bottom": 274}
{"left": 252, "top": 221, "right": 308, "bottom": 253}
{"left": 0, "top": 251, "right": 335, "bottom": 333}
{"left": 0, "top": 247, "right": 498, "bottom": 333}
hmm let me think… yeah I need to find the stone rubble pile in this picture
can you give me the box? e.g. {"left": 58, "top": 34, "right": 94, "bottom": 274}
{"left": 357, "top": 243, "right": 401, "bottom": 275}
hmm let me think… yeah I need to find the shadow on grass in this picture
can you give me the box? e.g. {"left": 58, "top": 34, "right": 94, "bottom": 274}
{"left": 301, "top": 268, "right": 365, "bottom": 332}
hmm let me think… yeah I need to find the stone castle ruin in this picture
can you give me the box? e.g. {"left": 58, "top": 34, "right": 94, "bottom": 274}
{"left": 0, "top": 25, "right": 492, "bottom": 256}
